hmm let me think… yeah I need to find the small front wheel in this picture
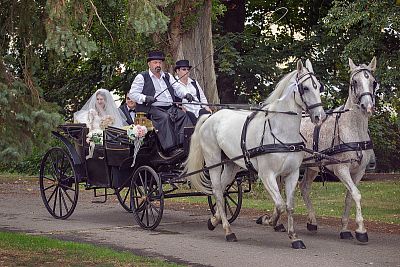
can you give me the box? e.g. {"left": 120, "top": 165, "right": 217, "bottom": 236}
{"left": 39, "top": 147, "right": 79, "bottom": 219}
{"left": 130, "top": 166, "right": 164, "bottom": 230}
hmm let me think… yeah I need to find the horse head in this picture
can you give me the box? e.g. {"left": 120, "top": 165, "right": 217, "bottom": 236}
{"left": 348, "top": 57, "right": 377, "bottom": 116}
{"left": 295, "top": 59, "right": 326, "bottom": 125}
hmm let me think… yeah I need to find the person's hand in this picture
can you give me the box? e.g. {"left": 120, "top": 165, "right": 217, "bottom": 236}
{"left": 184, "top": 93, "right": 194, "bottom": 103}
{"left": 145, "top": 96, "right": 156, "bottom": 104}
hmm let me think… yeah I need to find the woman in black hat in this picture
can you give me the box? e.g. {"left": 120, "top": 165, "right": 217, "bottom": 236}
{"left": 128, "top": 51, "right": 195, "bottom": 156}
{"left": 174, "top": 59, "right": 212, "bottom": 124}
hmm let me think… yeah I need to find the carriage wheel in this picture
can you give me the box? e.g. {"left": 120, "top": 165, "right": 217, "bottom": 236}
{"left": 207, "top": 179, "right": 243, "bottom": 223}
{"left": 130, "top": 166, "right": 164, "bottom": 230}
{"left": 39, "top": 147, "right": 79, "bottom": 219}
{"left": 115, "top": 186, "right": 132, "bottom": 213}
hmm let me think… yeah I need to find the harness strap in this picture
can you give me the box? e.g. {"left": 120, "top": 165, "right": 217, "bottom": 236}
{"left": 240, "top": 111, "right": 305, "bottom": 175}
{"left": 319, "top": 141, "right": 373, "bottom": 156}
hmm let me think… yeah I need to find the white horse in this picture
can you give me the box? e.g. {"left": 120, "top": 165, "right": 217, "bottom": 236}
{"left": 299, "top": 57, "right": 377, "bottom": 243}
{"left": 185, "top": 59, "right": 326, "bottom": 249}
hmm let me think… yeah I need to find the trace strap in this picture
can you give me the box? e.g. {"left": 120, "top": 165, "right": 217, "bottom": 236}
{"left": 241, "top": 111, "right": 304, "bottom": 176}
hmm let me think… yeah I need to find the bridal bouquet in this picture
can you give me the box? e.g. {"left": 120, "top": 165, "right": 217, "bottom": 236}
{"left": 86, "top": 129, "right": 103, "bottom": 145}
{"left": 86, "top": 129, "right": 103, "bottom": 159}
{"left": 127, "top": 124, "right": 148, "bottom": 167}
{"left": 100, "top": 115, "right": 115, "bottom": 130}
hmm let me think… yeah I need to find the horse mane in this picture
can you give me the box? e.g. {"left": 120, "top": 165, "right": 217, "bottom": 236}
{"left": 263, "top": 70, "right": 297, "bottom": 106}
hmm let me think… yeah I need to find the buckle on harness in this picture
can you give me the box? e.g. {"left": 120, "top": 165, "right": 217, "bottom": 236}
{"left": 289, "top": 145, "right": 296, "bottom": 151}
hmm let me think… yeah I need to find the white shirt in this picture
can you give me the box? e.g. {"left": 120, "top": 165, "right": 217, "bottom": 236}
{"left": 177, "top": 77, "right": 208, "bottom": 117}
{"left": 129, "top": 70, "right": 186, "bottom": 107}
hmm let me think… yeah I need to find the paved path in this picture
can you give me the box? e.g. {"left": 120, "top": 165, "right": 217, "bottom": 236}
{"left": 1, "top": 179, "right": 399, "bottom": 267}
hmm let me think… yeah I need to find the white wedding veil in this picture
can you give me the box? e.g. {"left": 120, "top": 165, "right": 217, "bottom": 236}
{"left": 73, "top": 88, "right": 127, "bottom": 128}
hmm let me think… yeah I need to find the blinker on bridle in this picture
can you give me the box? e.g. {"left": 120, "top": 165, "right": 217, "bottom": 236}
{"left": 296, "top": 71, "right": 324, "bottom": 111}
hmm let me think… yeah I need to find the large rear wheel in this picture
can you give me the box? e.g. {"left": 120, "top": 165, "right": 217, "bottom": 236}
{"left": 130, "top": 166, "right": 164, "bottom": 230}
{"left": 39, "top": 147, "right": 79, "bottom": 219}
{"left": 207, "top": 179, "right": 243, "bottom": 223}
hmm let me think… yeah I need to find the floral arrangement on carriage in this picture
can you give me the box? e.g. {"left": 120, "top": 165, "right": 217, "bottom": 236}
{"left": 127, "top": 124, "right": 148, "bottom": 167}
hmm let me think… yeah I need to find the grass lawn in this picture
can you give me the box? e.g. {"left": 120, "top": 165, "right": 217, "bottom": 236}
{"left": 170, "top": 179, "right": 400, "bottom": 225}
{"left": 0, "top": 231, "right": 182, "bottom": 267}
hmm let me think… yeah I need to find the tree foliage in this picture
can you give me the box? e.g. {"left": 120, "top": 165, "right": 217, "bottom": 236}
{"left": 1, "top": 0, "right": 399, "bottom": 171}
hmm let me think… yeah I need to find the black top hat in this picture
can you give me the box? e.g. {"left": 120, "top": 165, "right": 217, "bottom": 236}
{"left": 147, "top": 51, "right": 165, "bottom": 62}
{"left": 174, "top": 60, "right": 192, "bottom": 71}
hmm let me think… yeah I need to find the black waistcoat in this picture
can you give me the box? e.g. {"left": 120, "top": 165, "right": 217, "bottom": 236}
{"left": 136, "top": 71, "right": 177, "bottom": 112}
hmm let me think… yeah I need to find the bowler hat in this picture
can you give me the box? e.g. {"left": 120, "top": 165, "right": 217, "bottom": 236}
{"left": 174, "top": 59, "right": 192, "bottom": 71}
{"left": 147, "top": 51, "right": 165, "bottom": 62}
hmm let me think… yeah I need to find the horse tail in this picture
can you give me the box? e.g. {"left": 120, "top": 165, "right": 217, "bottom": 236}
{"left": 184, "top": 114, "right": 213, "bottom": 195}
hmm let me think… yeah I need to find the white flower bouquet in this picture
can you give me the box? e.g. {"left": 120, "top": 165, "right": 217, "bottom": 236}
{"left": 126, "top": 124, "right": 148, "bottom": 167}
{"left": 86, "top": 129, "right": 103, "bottom": 145}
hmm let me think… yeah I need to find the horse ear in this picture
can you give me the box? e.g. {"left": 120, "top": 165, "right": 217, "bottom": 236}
{"left": 297, "top": 60, "right": 304, "bottom": 72}
{"left": 348, "top": 58, "right": 357, "bottom": 71}
{"left": 368, "top": 56, "right": 377, "bottom": 72}
{"left": 305, "top": 59, "right": 314, "bottom": 73}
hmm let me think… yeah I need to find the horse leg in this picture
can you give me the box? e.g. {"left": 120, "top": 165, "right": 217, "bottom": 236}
{"left": 336, "top": 168, "right": 368, "bottom": 242}
{"left": 285, "top": 171, "right": 306, "bottom": 249}
{"left": 299, "top": 168, "right": 319, "bottom": 232}
{"left": 209, "top": 164, "right": 237, "bottom": 242}
{"left": 258, "top": 173, "right": 286, "bottom": 232}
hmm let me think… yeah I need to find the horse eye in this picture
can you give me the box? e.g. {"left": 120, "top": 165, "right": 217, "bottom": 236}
{"left": 303, "top": 86, "right": 309, "bottom": 91}
{"left": 320, "top": 84, "right": 325, "bottom": 92}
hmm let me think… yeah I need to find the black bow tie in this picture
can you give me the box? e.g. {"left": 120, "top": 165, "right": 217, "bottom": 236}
{"left": 129, "top": 109, "right": 135, "bottom": 113}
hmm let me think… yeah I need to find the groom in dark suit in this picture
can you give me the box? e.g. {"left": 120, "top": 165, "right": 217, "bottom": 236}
{"left": 119, "top": 92, "right": 136, "bottom": 125}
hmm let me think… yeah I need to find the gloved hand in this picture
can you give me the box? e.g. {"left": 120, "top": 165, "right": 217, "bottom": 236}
{"left": 145, "top": 96, "right": 156, "bottom": 104}
{"left": 184, "top": 93, "right": 194, "bottom": 103}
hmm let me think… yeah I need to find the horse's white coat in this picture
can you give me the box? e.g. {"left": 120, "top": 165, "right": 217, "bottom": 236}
{"left": 299, "top": 57, "right": 377, "bottom": 237}
{"left": 185, "top": 60, "right": 325, "bottom": 247}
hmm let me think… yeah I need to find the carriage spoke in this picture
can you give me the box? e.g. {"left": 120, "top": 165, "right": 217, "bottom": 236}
{"left": 59, "top": 187, "right": 63, "bottom": 216}
{"left": 60, "top": 186, "right": 74, "bottom": 204}
{"left": 226, "top": 194, "right": 238, "bottom": 207}
{"left": 225, "top": 199, "right": 234, "bottom": 217}
{"left": 60, "top": 190, "right": 70, "bottom": 215}
{"left": 122, "top": 187, "right": 130, "bottom": 204}
{"left": 43, "top": 183, "right": 56, "bottom": 192}
{"left": 52, "top": 186, "right": 59, "bottom": 214}
{"left": 43, "top": 175, "right": 56, "bottom": 182}
{"left": 144, "top": 202, "right": 150, "bottom": 226}
{"left": 46, "top": 184, "right": 58, "bottom": 203}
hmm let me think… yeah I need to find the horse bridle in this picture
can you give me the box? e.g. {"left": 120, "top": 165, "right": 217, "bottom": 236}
{"left": 296, "top": 71, "right": 324, "bottom": 111}
{"left": 350, "top": 68, "right": 377, "bottom": 105}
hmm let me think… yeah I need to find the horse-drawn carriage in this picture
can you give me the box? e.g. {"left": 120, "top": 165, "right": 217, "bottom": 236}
{"left": 40, "top": 57, "right": 377, "bottom": 249}
{"left": 39, "top": 119, "right": 246, "bottom": 230}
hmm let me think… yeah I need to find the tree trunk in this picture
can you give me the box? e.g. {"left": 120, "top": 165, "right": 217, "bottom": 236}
{"left": 216, "top": 0, "right": 245, "bottom": 103}
{"left": 168, "top": 0, "right": 219, "bottom": 104}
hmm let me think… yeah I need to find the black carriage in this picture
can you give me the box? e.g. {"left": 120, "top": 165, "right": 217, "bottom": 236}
{"left": 39, "top": 121, "right": 248, "bottom": 229}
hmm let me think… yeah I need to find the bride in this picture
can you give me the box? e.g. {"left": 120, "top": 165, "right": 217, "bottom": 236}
{"left": 73, "top": 88, "right": 127, "bottom": 131}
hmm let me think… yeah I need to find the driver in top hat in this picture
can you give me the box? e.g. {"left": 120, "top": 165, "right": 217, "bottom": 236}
{"left": 128, "top": 51, "right": 195, "bottom": 156}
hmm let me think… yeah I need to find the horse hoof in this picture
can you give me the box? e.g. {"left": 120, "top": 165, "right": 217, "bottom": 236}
{"left": 355, "top": 232, "right": 368, "bottom": 243}
{"left": 307, "top": 223, "right": 318, "bottom": 232}
{"left": 274, "top": 224, "right": 286, "bottom": 232}
{"left": 226, "top": 233, "right": 237, "bottom": 242}
{"left": 207, "top": 218, "right": 216, "bottom": 231}
{"left": 339, "top": 231, "right": 354, "bottom": 240}
{"left": 291, "top": 240, "right": 306, "bottom": 249}
{"left": 256, "top": 216, "right": 263, "bottom": 225}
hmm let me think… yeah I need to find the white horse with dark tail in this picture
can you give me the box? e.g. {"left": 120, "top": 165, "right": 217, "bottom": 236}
{"left": 185, "top": 59, "right": 325, "bottom": 249}
{"left": 299, "top": 57, "right": 377, "bottom": 243}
